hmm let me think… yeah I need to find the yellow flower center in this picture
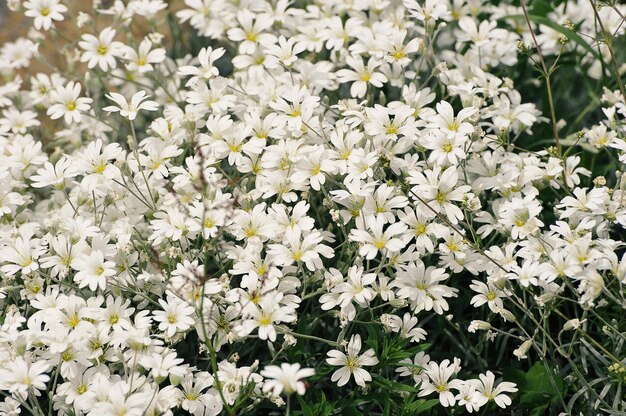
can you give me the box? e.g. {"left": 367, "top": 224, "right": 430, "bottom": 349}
{"left": 97, "top": 45, "right": 108, "bottom": 55}
{"left": 68, "top": 313, "right": 80, "bottom": 328}
{"left": 259, "top": 314, "right": 272, "bottom": 326}
{"left": 415, "top": 224, "right": 427, "bottom": 236}
{"left": 392, "top": 49, "right": 406, "bottom": 60}
{"left": 249, "top": 291, "right": 261, "bottom": 304}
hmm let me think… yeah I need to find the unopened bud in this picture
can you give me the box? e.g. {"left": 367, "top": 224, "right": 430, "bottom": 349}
{"left": 513, "top": 339, "right": 533, "bottom": 360}
{"left": 468, "top": 320, "right": 491, "bottom": 333}
{"left": 593, "top": 176, "right": 606, "bottom": 187}
{"left": 496, "top": 307, "right": 516, "bottom": 322}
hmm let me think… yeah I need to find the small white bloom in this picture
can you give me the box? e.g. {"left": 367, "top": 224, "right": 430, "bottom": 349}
{"left": 103, "top": 90, "right": 159, "bottom": 120}
{"left": 326, "top": 334, "right": 378, "bottom": 387}
{"left": 260, "top": 363, "right": 315, "bottom": 396}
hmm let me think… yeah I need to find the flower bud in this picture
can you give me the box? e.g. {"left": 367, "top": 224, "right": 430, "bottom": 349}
{"left": 513, "top": 339, "right": 533, "bottom": 360}
{"left": 468, "top": 320, "right": 491, "bottom": 333}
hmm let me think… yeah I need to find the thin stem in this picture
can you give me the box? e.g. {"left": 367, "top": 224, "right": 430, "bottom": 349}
{"left": 129, "top": 121, "right": 157, "bottom": 210}
{"left": 589, "top": 0, "right": 626, "bottom": 103}
{"left": 520, "top": 0, "right": 562, "bottom": 157}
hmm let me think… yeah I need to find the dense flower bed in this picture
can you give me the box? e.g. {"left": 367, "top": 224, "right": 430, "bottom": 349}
{"left": 0, "top": 0, "right": 625, "bottom": 415}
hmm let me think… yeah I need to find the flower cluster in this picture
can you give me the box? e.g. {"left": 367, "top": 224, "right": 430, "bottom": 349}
{"left": 0, "top": 0, "right": 625, "bottom": 415}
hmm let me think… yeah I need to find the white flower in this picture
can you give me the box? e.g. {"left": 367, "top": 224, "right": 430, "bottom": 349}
{"left": 153, "top": 296, "right": 197, "bottom": 337}
{"left": 238, "top": 292, "right": 295, "bottom": 342}
{"left": 78, "top": 27, "right": 124, "bottom": 71}
{"left": 122, "top": 38, "right": 166, "bottom": 73}
{"left": 349, "top": 216, "right": 408, "bottom": 259}
{"left": 418, "top": 359, "right": 464, "bottom": 407}
{"left": 266, "top": 229, "right": 334, "bottom": 271}
{"left": 46, "top": 81, "right": 93, "bottom": 124}
{"left": 404, "top": 0, "right": 451, "bottom": 21}
{"left": 474, "top": 371, "right": 518, "bottom": 409}
{"left": 0, "top": 358, "right": 50, "bottom": 396}
{"left": 178, "top": 46, "right": 225, "bottom": 86}
{"left": 30, "top": 157, "right": 76, "bottom": 189}
{"left": 72, "top": 250, "right": 115, "bottom": 291}
{"left": 24, "top": 0, "right": 68, "bottom": 31}
{"left": 394, "top": 261, "right": 457, "bottom": 314}
{"left": 326, "top": 334, "right": 379, "bottom": 387}
{"left": 260, "top": 363, "right": 315, "bottom": 396}
{"left": 103, "top": 90, "right": 159, "bottom": 120}
{"left": 227, "top": 10, "right": 276, "bottom": 54}
{"left": 409, "top": 166, "right": 471, "bottom": 224}
{"left": 336, "top": 55, "right": 388, "bottom": 98}
{"left": 396, "top": 351, "right": 430, "bottom": 384}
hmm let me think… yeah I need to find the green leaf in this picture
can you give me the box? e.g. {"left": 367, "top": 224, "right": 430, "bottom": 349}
{"left": 406, "top": 399, "right": 440, "bottom": 414}
{"left": 297, "top": 396, "right": 314, "bottom": 416}
{"left": 500, "top": 14, "right": 602, "bottom": 63}
{"left": 365, "top": 323, "right": 379, "bottom": 352}
{"left": 504, "top": 362, "right": 567, "bottom": 414}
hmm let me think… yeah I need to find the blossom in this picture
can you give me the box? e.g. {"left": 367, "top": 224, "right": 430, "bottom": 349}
{"left": 394, "top": 261, "right": 458, "bottom": 314}
{"left": 46, "top": 81, "right": 93, "bottom": 124}
{"left": 418, "top": 359, "right": 464, "bottom": 407}
{"left": 260, "top": 363, "right": 315, "bottom": 396}
{"left": 103, "top": 91, "right": 159, "bottom": 120}
{"left": 474, "top": 371, "right": 518, "bottom": 409}
{"left": 122, "top": 38, "right": 166, "bottom": 73}
{"left": 0, "top": 1, "right": 624, "bottom": 414}
{"left": 326, "top": 334, "right": 379, "bottom": 387}
{"left": 336, "top": 55, "right": 388, "bottom": 98}
{"left": 30, "top": 157, "right": 76, "bottom": 189}
{"left": 409, "top": 166, "right": 471, "bottom": 224}
{"left": 0, "top": 358, "right": 50, "bottom": 396}
{"left": 78, "top": 27, "right": 124, "bottom": 71}
{"left": 266, "top": 229, "right": 334, "bottom": 271}
{"left": 396, "top": 351, "right": 431, "bottom": 385}
{"left": 24, "top": 0, "right": 68, "bottom": 30}
{"left": 237, "top": 292, "right": 295, "bottom": 342}
{"left": 349, "top": 216, "right": 408, "bottom": 259}
{"left": 72, "top": 250, "right": 115, "bottom": 291}
{"left": 153, "top": 296, "right": 197, "bottom": 337}
{"left": 178, "top": 46, "right": 225, "bottom": 86}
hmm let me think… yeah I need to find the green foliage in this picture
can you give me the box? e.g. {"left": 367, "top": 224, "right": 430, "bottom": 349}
{"left": 504, "top": 362, "right": 567, "bottom": 415}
